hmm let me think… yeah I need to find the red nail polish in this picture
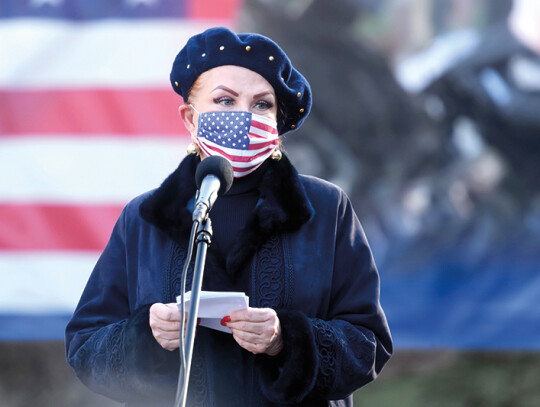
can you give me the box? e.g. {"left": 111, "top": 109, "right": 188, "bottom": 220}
{"left": 220, "top": 316, "right": 231, "bottom": 326}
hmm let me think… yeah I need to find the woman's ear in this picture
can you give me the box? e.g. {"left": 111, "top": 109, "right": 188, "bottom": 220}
{"left": 179, "top": 104, "right": 196, "bottom": 134}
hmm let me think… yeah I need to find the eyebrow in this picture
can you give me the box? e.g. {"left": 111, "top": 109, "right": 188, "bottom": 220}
{"left": 252, "top": 91, "right": 274, "bottom": 100}
{"left": 212, "top": 85, "right": 239, "bottom": 97}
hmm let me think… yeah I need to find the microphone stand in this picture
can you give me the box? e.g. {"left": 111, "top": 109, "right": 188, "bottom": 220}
{"left": 177, "top": 216, "right": 213, "bottom": 407}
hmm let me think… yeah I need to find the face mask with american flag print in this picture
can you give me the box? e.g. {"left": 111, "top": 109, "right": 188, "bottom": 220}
{"left": 191, "top": 106, "right": 279, "bottom": 178}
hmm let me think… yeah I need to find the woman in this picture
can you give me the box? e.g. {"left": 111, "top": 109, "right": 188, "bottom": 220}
{"left": 65, "top": 27, "right": 392, "bottom": 407}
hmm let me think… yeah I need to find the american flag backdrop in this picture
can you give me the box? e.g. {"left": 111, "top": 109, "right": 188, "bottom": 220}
{"left": 0, "top": 0, "right": 242, "bottom": 340}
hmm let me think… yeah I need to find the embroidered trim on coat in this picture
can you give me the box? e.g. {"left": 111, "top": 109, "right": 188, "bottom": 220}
{"left": 251, "top": 234, "right": 292, "bottom": 309}
{"left": 75, "top": 320, "right": 128, "bottom": 389}
{"left": 166, "top": 241, "right": 194, "bottom": 302}
{"left": 311, "top": 318, "right": 341, "bottom": 394}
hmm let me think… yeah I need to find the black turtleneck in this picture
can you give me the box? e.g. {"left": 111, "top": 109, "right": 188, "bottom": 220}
{"left": 207, "top": 161, "right": 269, "bottom": 288}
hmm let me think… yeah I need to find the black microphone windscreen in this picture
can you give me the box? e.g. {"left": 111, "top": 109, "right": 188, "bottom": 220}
{"left": 195, "top": 156, "right": 234, "bottom": 195}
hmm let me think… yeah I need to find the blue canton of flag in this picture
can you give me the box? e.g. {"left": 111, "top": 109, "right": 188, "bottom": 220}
{"left": 200, "top": 111, "right": 251, "bottom": 149}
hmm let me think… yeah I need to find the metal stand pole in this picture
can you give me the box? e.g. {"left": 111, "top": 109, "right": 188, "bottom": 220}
{"left": 178, "top": 218, "right": 212, "bottom": 407}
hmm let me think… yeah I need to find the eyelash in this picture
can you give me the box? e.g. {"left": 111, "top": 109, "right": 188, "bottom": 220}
{"left": 255, "top": 100, "right": 273, "bottom": 110}
{"left": 214, "top": 96, "right": 234, "bottom": 106}
{"left": 213, "top": 97, "right": 274, "bottom": 110}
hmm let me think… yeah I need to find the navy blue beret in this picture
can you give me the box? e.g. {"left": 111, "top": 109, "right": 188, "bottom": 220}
{"left": 170, "top": 27, "right": 312, "bottom": 135}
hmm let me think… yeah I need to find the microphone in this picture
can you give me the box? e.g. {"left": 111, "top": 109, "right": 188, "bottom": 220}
{"left": 192, "top": 156, "right": 234, "bottom": 223}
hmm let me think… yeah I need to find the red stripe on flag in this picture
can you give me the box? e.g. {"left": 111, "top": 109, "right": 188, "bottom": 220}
{"left": 248, "top": 134, "right": 266, "bottom": 139}
{"left": 0, "top": 89, "right": 186, "bottom": 136}
{"left": 250, "top": 120, "right": 278, "bottom": 135}
{"left": 248, "top": 139, "right": 278, "bottom": 150}
{"left": 0, "top": 203, "right": 123, "bottom": 251}
{"left": 200, "top": 141, "right": 275, "bottom": 162}
{"left": 196, "top": 143, "right": 263, "bottom": 175}
{"left": 186, "top": 0, "right": 243, "bottom": 20}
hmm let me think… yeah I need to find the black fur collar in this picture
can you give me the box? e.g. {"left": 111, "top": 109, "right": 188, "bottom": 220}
{"left": 139, "top": 154, "right": 314, "bottom": 274}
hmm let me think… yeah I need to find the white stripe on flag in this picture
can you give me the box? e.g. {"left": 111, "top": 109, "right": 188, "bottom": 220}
{"left": 200, "top": 151, "right": 273, "bottom": 170}
{"left": 0, "top": 136, "right": 188, "bottom": 203}
{"left": 198, "top": 142, "right": 275, "bottom": 168}
{"left": 199, "top": 138, "right": 276, "bottom": 160}
{"left": 0, "top": 19, "right": 212, "bottom": 88}
{"left": 253, "top": 115, "right": 279, "bottom": 127}
{"left": 0, "top": 251, "right": 99, "bottom": 314}
{"left": 249, "top": 126, "right": 273, "bottom": 138}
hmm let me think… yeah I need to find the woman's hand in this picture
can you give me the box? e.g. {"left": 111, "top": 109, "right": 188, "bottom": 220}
{"left": 225, "top": 308, "right": 283, "bottom": 356}
{"left": 149, "top": 303, "right": 184, "bottom": 351}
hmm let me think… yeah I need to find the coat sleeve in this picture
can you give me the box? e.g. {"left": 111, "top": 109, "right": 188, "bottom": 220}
{"left": 256, "top": 191, "right": 393, "bottom": 403}
{"left": 64, "top": 206, "right": 178, "bottom": 403}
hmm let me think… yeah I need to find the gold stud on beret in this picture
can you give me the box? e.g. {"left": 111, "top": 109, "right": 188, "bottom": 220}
{"left": 174, "top": 81, "right": 179, "bottom": 87}
{"left": 269, "top": 56, "right": 274, "bottom": 61}
{"left": 245, "top": 45, "right": 251, "bottom": 52}
{"left": 300, "top": 108, "right": 305, "bottom": 113}
{"left": 297, "top": 92, "right": 301, "bottom": 98}
{"left": 219, "top": 45, "right": 225, "bottom": 51}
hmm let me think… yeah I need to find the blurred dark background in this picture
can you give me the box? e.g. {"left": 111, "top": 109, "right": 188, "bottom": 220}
{"left": 239, "top": 0, "right": 540, "bottom": 349}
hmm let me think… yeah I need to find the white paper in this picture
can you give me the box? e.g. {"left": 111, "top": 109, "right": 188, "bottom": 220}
{"left": 176, "top": 291, "right": 249, "bottom": 334}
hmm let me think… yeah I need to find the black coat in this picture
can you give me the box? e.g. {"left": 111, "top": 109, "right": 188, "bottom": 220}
{"left": 65, "top": 154, "right": 393, "bottom": 406}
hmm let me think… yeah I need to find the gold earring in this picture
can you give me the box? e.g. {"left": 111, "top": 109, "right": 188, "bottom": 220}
{"left": 186, "top": 143, "right": 197, "bottom": 155}
{"left": 271, "top": 149, "right": 282, "bottom": 161}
